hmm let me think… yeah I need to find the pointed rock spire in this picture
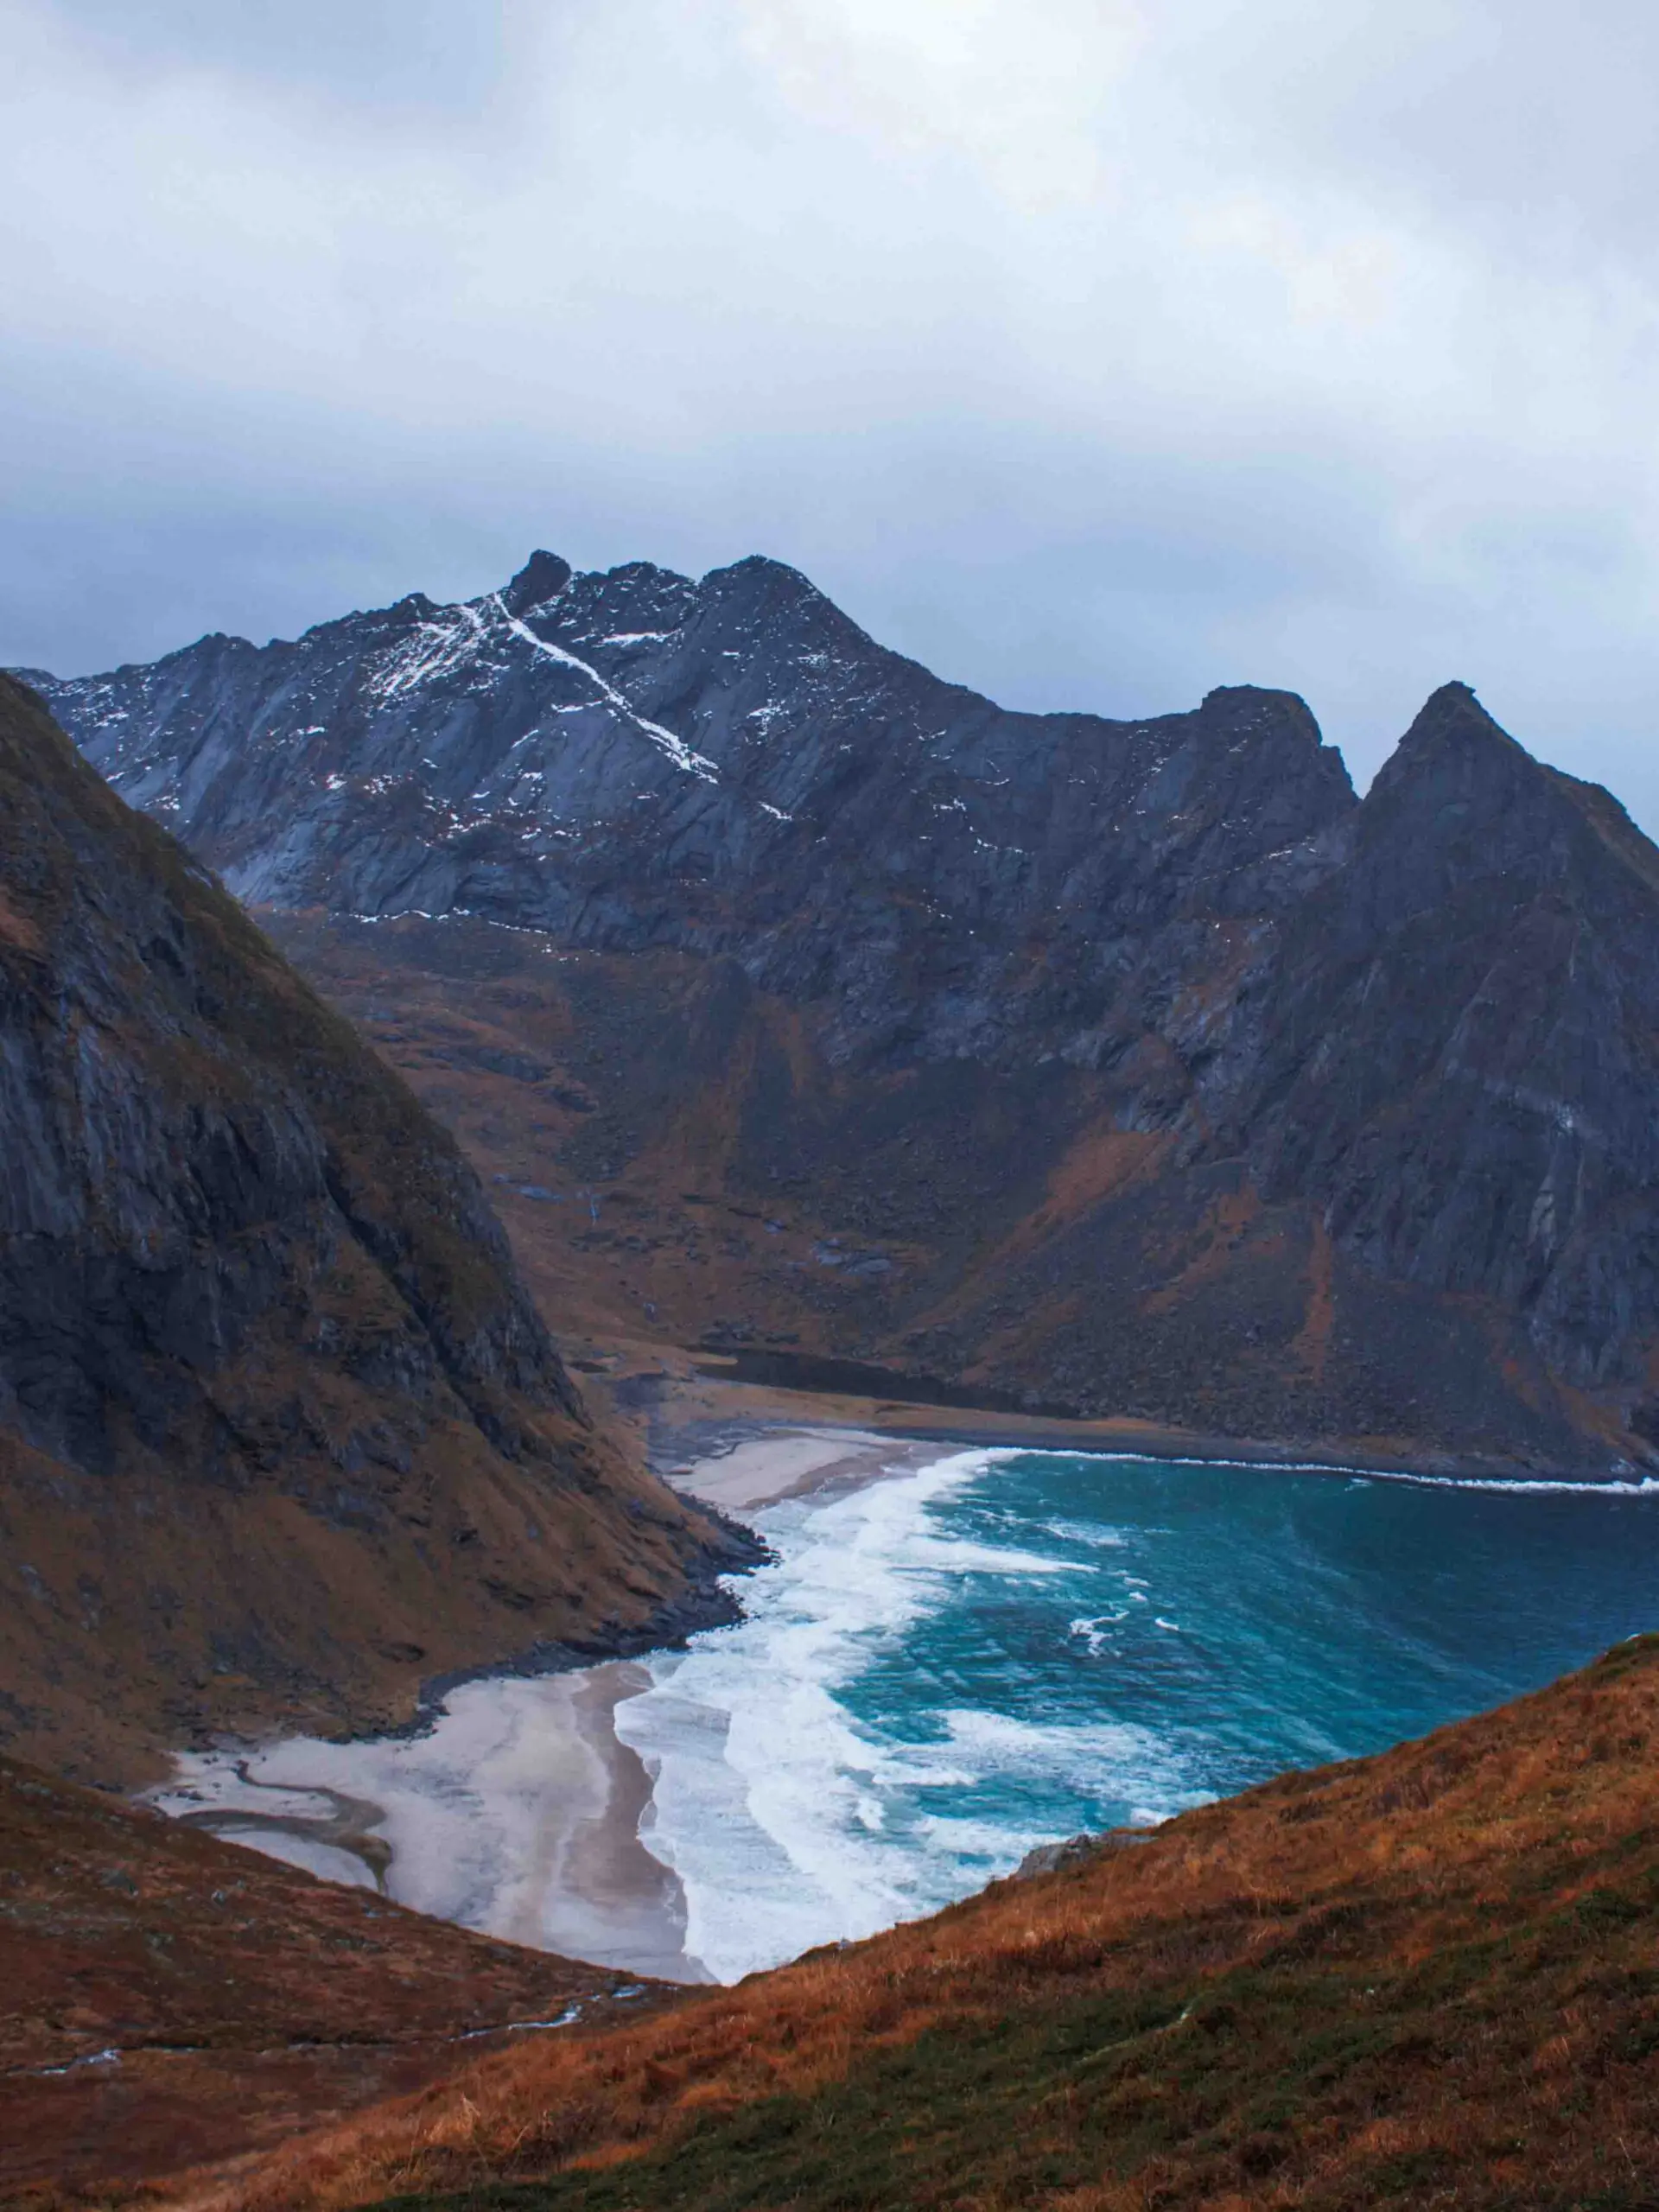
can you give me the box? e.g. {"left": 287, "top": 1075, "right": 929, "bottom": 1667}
{"left": 501, "top": 550, "right": 572, "bottom": 618}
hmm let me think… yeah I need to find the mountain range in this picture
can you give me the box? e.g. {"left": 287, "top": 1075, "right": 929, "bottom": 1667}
{"left": 10, "top": 559, "right": 1659, "bottom": 2203}
{"left": 25, "top": 551, "right": 1659, "bottom": 1471}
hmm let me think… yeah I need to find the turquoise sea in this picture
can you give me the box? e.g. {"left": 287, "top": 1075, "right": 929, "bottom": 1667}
{"left": 613, "top": 1447, "right": 1659, "bottom": 1981}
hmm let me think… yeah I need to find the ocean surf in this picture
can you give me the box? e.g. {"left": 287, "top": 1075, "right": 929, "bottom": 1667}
{"left": 156, "top": 1443, "right": 1659, "bottom": 1983}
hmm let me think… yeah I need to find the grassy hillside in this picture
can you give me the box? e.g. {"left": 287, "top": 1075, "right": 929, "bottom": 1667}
{"left": 0, "top": 677, "right": 750, "bottom": 1783}
{"left": 0, "top": 1753, "right": 677, "bottom": 2202}
{"left": 186, "top": 1635, "right": 1659, "bottom": 2212}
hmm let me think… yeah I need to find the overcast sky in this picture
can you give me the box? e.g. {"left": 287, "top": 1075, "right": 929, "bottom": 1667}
{"left": 4, "top": 0, "right": 1657, "bottom": 819}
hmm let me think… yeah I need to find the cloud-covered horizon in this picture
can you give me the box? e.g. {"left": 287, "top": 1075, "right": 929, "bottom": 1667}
{"left": 3, "top": 0, "right": 1657, "bottom": 817}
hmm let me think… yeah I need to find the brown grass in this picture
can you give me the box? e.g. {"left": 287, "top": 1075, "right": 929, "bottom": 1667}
{"left": 162, "top": 1634, "right": 1659, "bottom": 2212}
{"left": 1288, "top": 1217, "right": 1335, "bottom": 1383}
{"left": 1142, "top": 1188, "right": 1263, "bottom": 1317}
{"left": 0, "top": 1756, "right": 677, "bottom": 2201}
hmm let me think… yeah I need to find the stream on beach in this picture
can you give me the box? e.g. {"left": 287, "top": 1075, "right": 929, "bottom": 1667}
{"left": 158, "top": 1447, "right": 1659, "bottom": 1985}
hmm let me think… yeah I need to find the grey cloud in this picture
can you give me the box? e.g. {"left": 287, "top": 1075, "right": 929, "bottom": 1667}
{"left": 3, "top": 0, "right": 1658, "bottom": 830}
{"left": 36, "top": 0, "right": 507, "bottom": 111}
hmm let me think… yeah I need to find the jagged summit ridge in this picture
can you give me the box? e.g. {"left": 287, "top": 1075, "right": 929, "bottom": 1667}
{"left": 23, "top": 551, "right": 1356, "bottom": 1064}
{"left": 27, "top": 553, "right": 1659, "bottom": 1465}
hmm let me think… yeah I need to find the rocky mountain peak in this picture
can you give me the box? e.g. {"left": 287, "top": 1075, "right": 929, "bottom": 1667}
{"left": 22, "top": 553, "right": 1357, "bottom": 1057}
{"left": 1192, "top": 683, "right": 1353, "bottom": 789}
{"left": 1379, "top": 677, "right": 1530, "bottom": 784}
{"left": 1351, "top": 678, "right": 1652, "bottom": 931}
{"left": 502, "top": 549, "right": 574, "bottom": 617}
{"left": 702, "top": 551, "right": 836, "bottom": 613}
{"left": 1198, "top": 680, "right": 1319, "bottom": 721}
{"left": 24, "top": 559, "right": 1659, "bottom": 1468}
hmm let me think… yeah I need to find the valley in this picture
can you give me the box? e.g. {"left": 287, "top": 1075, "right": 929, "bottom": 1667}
{"left": 31, "top": 552, "right": 1659, "bottom": 1472}
{"left": 12, "top": 9, "right": 1657, "bottom": 2204}
{"left": 7, "top": 554, "right": 1659, "bottom": 2209}
{"left": 259, "top": 893, "right": 1632, "bottom": 1479}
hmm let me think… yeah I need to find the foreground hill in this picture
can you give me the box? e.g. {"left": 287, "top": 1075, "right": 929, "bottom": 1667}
{"left": 25, "top": 563, "right": 1659, "bottom": 1467}
{"left": 0, "top": 675, "right": 750, "bottom": 1784}
{"left": 0, "top": 1752, "right": 677, "bottom": 2202}
{"left": 166, "top": 1633, "right": 1659, "bottom": 2212}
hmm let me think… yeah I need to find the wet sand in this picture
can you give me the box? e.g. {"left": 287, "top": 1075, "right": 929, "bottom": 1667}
{"left": 174, "top": 1765, "right": 393, "bottom": 1891}
{"left": 154, "top": 1423, "right": 943, "bottom": 1985}
{"left": 155, "top": 1660, "right": 715, "bottom": 1983}
{"left": 500, "top": 1660, "right": 696, "bottom": 1979}
{"left": 664, "top": 1424, "right": 946, "bottom": 1512}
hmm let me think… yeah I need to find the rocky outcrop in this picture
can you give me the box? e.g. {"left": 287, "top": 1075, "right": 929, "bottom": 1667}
{"left": 0, "top": 674, "right": 751, "bottom": 1783}
{"left": 25, "top": 562, "right": 1659, "bottom": 1468}
{"left": 1218, "top": 684, "right": 1659, "bottom": 1403}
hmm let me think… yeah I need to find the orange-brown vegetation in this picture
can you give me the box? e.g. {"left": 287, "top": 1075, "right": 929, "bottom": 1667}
{"left": 1141, "top": 1189, "right": 1264, "bottom": 1318}
{"left": 267, "top": 912, "right": 1610, "bottom": 1475}
{"left": 0, "top": 1755, "right": 680, "bottom": 2203}
{"left": 166, "top": 1635, "right": 1659, "bottom": 2212}
{"left": 0, "top": 682, "right": 744, "bottom": 1784}
{"left": 1288, "top": 1219, "right": 1336, "bottom": 1385}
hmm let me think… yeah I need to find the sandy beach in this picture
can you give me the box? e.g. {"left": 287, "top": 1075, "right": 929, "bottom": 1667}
{"left": 155, "top": 1421, "right": 943, "bottom": 1986}
{"left": 661, "top": 1424, "right": 946, "bottom": 1512}
{"left": 159, "top": 1656, "right": 710, "bottom": 1981}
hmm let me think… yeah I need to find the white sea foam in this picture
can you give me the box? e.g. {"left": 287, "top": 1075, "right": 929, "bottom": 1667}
{"left": 143, "top": 1438, "right": 1650, "bottom": 1993}
{"left": 1040, "top": 1516, "right": 1128, "bottom": 1547}
{"left": 613, "top": 1451, "right": 1201, "bottom": 1983}
{"left": 1032, "top": 1447, "right": 1659, "bottom": 1496}
{"left": 151, "top": 1449, "right": 1194, "bottom": 1985}
{"left": 1068, "top": 1612, "right": 1130, "bottom": 1656}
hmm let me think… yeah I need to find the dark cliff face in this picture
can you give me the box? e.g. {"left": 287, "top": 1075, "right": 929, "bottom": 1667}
{"left": 26, "top": 567, "right": 1659, "bottom": 1467}
{"left": 1215, "top": 683, "right": 1659, "bottom": 1392}
{"left": 22, "top": 553, "right": 1356, "bottom": 1065}
{"left": 0, "top": 675, "right": 745, "bottom": 1782}
{"left": 0, "top": 671, "right": 575, "bottom": 1474}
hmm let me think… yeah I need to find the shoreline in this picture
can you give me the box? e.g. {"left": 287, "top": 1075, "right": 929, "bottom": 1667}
{"left": 660, "top": 1425, "right": 951, "bottom": 1512}
{"left": 155, "top": 1658, "right": 717, "bottom": 1986}
{"left": 147, "top": 1408, "right": 1656, "bottom": 1993}
{"left": 148, "top": 1424, "right": 945, "bottom": 1986}
{"left": 677, "top": 1413, "right": 1656, "bottom": 1491}
{"left": 624, "top": 1353, "right": 1649, "bottom": 1488}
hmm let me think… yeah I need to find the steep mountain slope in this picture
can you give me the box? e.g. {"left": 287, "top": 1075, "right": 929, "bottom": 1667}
{"left": 165, "top": 1635, "right": 1659, "bottom": 2212}
{"left": 25, "top": 563, "right": 1659, "bottom": 1467}
{"left": 22, "top": 552, "right": 1356, "bottom": 1063}
{"left": 1220, "top": 684, "right": 1659, "bottom": 1403}
{"left": 0, "top": 674, "right": 750, "bottom": 1785}
{"left": 0, "top": 1751, "right": 680, "bottom": 2201}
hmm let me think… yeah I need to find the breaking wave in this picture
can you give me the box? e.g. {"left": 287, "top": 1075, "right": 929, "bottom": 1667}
{"left": 616, "top": 1444, "right": 1659, "bottom": 1981}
